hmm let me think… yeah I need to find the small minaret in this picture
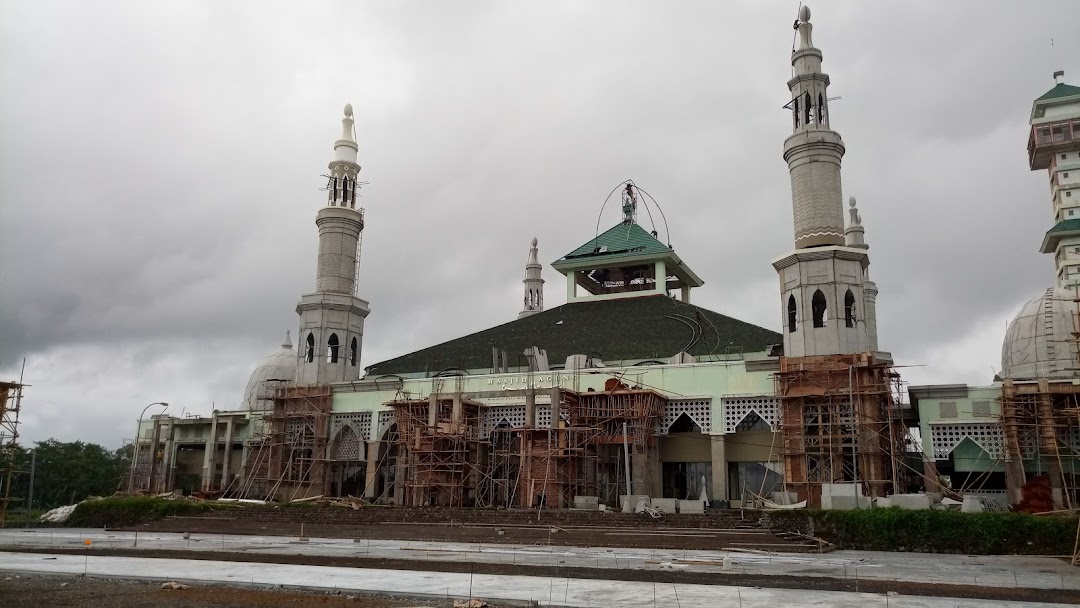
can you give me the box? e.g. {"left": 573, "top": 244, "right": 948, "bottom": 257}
{"left": 846, "top": 197, "right": 879, "bottom": 351}
{"left": 519, "top": 237, "right": 545, "bottom": 319}
{"left": 772, "top": 6, "right": 874, "bottom": 358}
{"left": 295, "top": 104, "right": 371, "bottom": 385}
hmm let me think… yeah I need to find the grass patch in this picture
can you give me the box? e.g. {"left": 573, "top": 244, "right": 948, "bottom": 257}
{"left": 765, "top": 508, "right": 1077, "bottom": 555}
{"left": 66, "top": 497, "right": 217, "bottom": 528}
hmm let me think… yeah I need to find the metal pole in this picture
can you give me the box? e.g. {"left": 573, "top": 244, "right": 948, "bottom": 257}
{"left": 26, "top": 448, "right": 35, "bottom": 525}
{"left": 129, "top": 402, "right": 168, "bottom": 492}
{"left": 622, "top": 422, "right": 632, "bottom": 496}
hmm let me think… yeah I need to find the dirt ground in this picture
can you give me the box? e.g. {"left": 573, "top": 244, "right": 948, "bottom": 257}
{"left": 0, "top": 573, "right": 486, "bottom": 608}
{"left": 7, "top": 547, "right": 1080, "bottom": 605}
{"left": 131, "top": 518, "right": 818, "bottom": 552}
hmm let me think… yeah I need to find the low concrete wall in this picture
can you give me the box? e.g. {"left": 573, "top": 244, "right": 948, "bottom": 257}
{"left": 677, "top": 499, "right": 704, "bottom": 514}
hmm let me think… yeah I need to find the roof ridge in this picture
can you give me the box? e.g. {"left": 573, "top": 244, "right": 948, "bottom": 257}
{"left": 1036, "top": 82, "right": 1080, "bottom": 102}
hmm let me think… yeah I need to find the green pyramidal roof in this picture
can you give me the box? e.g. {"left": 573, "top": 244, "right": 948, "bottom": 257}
{"left": 1040, "top": 218, "right": 1080, "bottom": 253}
{"left": 556, "top": 222, "right": 672, "bottom": 265}
{"left": 1036, "top": 83, "right": 1080, "bottom": 103}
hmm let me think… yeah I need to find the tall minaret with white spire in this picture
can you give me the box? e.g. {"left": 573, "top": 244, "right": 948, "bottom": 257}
{"left": 296, "top": 104, "right": 371, "bottom": 385}
{"left": 772, "top": 6, "right": 875, "bottom": 357}
{"left": 519, "top": 237, "right": 544, "bottom": 319}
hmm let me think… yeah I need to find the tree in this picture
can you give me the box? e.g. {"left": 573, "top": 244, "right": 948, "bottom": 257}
{"left": 1, "top": 439, "right": 127, "bottom": 511}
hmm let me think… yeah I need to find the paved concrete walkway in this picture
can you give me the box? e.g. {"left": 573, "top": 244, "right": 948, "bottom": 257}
{"left": 0, "top": 551, "right": 1071, "bottom": 608}
{"left": 2, "top": 528, "right": 1076, "bottom": 591}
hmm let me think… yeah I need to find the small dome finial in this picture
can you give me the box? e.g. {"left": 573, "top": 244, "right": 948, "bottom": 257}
{"left": 799, "top": 5, "right": 811, "bottom": 23}
{"left": 283, "top": 330, "right": 293, "bottom": 349}
{"left": 344, "top": 103, "right": 353, "bottom": 118}
{"left": 531, "top": 237, "right": 538, "bottom": 247}
{"left": 849, "top": 196, "right": 856, "bottom": 208}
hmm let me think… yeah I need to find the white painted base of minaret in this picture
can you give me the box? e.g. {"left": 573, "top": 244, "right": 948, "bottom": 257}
{"left": 296, "top": 293, "right": 369, "bottom": 385}
{"left": 773, "top": 246, "right": 871, "bottom": 357}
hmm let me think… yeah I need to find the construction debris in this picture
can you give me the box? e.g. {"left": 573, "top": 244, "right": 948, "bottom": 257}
{"left": 160, "top": 581, "right": 190, "bottom": 590}
{"left": 453, "top": 600, "right": 488, "bottom": 608}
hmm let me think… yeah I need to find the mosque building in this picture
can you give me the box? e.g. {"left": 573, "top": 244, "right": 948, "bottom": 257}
{"left": 910, "top": 70, "right": 1080, "bottom": 511}
{"left": 132, "top": 8, "right": 1078, "bottom": 512}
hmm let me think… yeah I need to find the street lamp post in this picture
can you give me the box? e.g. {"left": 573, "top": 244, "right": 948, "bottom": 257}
{"left": 128, "top": 402, "right": 168, "bottom": 492}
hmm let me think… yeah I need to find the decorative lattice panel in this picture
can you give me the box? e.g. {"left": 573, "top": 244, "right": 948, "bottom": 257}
{"left": 376, "top": 410, "right": 396, "bottom": 439}
{"left": 330, "top": 412, "right": 372, "bottom": 442}
{"left": 285, "top": 418, "right": 304, "bottom": 435}
{"left": 479, "top": 405, "right": 527, "bottom": 438}
{"left": 657, "top": 399, "right": 712, "bottom": 434}
{"left": 929, "top": 423, "right": 1003, "bottom": 459}
{"left": 721, "top": 396, "right": 779, "bottom": 434}
{"left": 331, "top": 425, "right": 364, "bottom": 461}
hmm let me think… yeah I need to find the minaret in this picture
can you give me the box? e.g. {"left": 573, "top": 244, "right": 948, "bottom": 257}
{"left": 772, "top": 6, "right": 873, "bottom": 357}
{"left": 845, "top": 197, "right": 879, "bottom": 352}
{"left": 295, "top": 104, "right": 371, "bottom": 385}
{"left": 519, "top": 237, "right": 545, "bottom": 319}
{"left": 1031, "top": 71, "right": 1080, "bottom": 288}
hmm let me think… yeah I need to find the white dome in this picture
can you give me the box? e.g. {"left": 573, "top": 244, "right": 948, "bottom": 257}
{"left": 243, "top": 333, "right": 297, "bottom": 410}
{"left": 1001, "top": 287, "right": 1080, "bottom": 380}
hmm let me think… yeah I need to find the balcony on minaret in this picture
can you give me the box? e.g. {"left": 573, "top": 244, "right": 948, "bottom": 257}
{"left": 1029, "top": 119, "right": 1080, "bottom": 170}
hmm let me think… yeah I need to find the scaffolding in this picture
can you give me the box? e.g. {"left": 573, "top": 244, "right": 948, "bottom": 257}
{"left": 236, "top": 383, "right": 331, "bottom": 501}
{"left": 391, "top": 396, "right": 485, "bottom": 507}
{"left": 1001, "top": 379, "right": 1080, "bottom": 510}
{"left": 0, "top": 379, "right": 27, "bottom": 527}
{"left": 390, "top": 385, "right": 668, "bottom": 509}
{"left": 775, "top": 353, "right": 907, "bottom": 506}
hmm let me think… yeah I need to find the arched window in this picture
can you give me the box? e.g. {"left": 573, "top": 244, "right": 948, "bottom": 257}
{"left": 327, "top": 333, "right": 340, "bottom": 363}
{"left": 793, "top": 97, "right": 800, "bottom": 128}
{"left": 350, "top": 337, "right": 358, "bottom": 366}
{"left": 804, "top": 92, "right": 812, "bottom": 125}
{"left": 341, "top": 177, "right": 348, "bottom": 204}
{"left": 812, "top": 290, "right": 827, "bottom": 328}
{"left": 844, "top": 289, "right": 856, "bottom": 328}
{"left": 787, "top": 294, "right": 797, "bottom": 333}
{"left": 305, "top": 332, "right": 315, "bottom": 363}
{"left": 817, "top": 93, "right": 826, "bottom": 125}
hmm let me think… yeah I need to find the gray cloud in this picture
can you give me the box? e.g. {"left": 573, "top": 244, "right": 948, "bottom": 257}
{"left": 2, "top": 1, "right": 1078, "bottom": 446}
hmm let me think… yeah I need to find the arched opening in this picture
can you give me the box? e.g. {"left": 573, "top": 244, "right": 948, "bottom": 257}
{"left": 804, "top": 92, "right": 812, "bottom": 125}
{"left": 350, "top": 337, "right": 358, "bottom": 366}
{"left": 817, "top": 92, "right": 826, "bottom": 125}
{"left": 844, "top": 289, "right": 856, "bottom": 328}
{"left": 787, "top": 294, "right": 797, "bottom": 333}
{"left": 793, "top": 97, "right": 800, "bottom": 129}
{"left": 812, "top": 290, "right": 827, "bottom": 328}
{"left": 305, "top": 333, "right": 315, "bottom": 363}
{"left": 327, "top": 333, "right": 340, "bottom": 363}
{"left": 341, "top": 177, "right": 349, "bottom": 204}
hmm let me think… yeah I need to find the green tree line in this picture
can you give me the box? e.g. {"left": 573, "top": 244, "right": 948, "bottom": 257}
{"left": 0, "top": 439, "right": 129, "bottom": 511}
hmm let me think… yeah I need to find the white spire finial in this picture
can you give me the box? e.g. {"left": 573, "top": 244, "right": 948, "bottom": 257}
{"left": 848, "top": 196, "right": 861, "bottom": 226}
{"left": 283, "top": 330, "right": 293, "bottom": 349}
{"left": 333, "top": 103, "right": 358, "bottom": 164}
{"left": 340, "top": 104, "right": 356, "bottom": 143}
{"left": 796, "top": 5, "right": 814, "bottom": 50}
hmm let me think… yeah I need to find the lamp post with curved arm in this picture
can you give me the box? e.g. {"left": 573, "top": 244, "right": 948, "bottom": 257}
{"left": 128, "top": 402, "right": 168, "bottom": 492}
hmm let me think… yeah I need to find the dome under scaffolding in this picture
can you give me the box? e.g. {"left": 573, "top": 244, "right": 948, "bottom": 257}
{"left": 1000, "top": 287, "right": 1080, "bottom": 380}
{"left": 243, "top": 332, "right": 298, "bottom": 410}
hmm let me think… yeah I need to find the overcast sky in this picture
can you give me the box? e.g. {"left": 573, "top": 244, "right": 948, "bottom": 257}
{"left": 3, "top": 1, "right": 1079, "bottom": 448}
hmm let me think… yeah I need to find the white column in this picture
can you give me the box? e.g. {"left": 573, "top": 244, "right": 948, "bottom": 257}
{"left": 566, "top": 270, "right": 577, "bottom": 302}
{"left": 655, "top": 260, "right": 667, "bottom": 295}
